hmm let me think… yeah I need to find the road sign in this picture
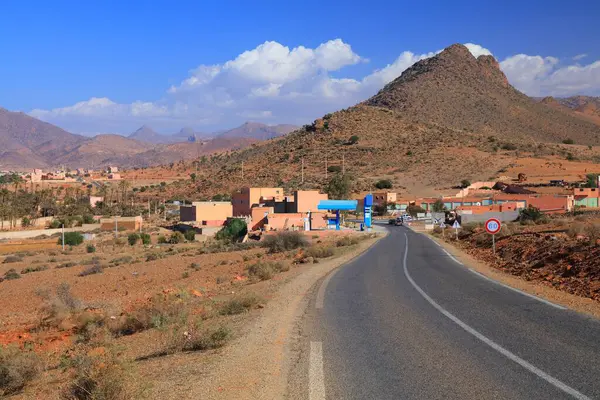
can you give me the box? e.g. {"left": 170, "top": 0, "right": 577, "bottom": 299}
{"left": 439, "top": 222, "right": 446, "bottom": 229}
{"left": 485, "top": 218, "right": 501, "bottom": 235}
{"left": 452, "top": 221, "right": 461, "bottom": 229}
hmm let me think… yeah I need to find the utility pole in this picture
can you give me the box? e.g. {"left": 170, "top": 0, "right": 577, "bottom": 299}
{"left": 301, "top": 158, "right": 304, "bottom": 184}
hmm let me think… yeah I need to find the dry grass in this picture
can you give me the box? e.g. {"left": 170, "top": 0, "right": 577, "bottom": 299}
{"left": 261, "top": 231, "right": 308, "bottom": 253}
{"left": 219, "top": 294, "right": 261, "bottom": 315}
{"left": 0, "top": 345, "right": 42, "bottom": 396}
{"left": 247, "top": 261, "right": 288, "bottom": 281}
{"left": 305, "top": 245, "right": 335, "bottom": 259}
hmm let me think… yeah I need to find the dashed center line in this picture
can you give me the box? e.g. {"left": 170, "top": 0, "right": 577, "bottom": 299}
{"left": 309, "top": 341, "right": 326, "bottom": 400}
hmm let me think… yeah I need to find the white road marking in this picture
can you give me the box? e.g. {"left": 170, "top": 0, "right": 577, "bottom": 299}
{"left": 441, "top": 248, "right": 462, "bottom": 265}
{"left": 316, "top": 269, "right": 340, "bottom": 309}
{"left": 402, "top": 233, "right": 591, "bottom": 400}
{"left": 467, "top": 268, "right": 566, "bottom": 310}
{"left": 309, "top": 341, "right": 326, "bottom": 400}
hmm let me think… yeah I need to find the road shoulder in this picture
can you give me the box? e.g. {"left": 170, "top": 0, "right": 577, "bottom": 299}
{"left": 423, "top": 231, "right": 600, "bottom": 319}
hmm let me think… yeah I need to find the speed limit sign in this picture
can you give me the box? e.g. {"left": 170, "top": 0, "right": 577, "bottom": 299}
{"left": 485, "top": 218, "right": 501, "bottom": 235}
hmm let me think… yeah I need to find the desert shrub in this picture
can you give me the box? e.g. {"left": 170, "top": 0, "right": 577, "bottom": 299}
{"left": 262, "top": 231, "right": 308, "bottom": 253}
{"left": 109, "top": 256, "right": 133, "bottom": 266}
{"left": 86, "top": 244, "right": 96, "bottom": 253}
{"left": 110, "top": 295, "right": 187, "bottom": 336}
{"left": 57, "top": 262, "right": 77, "bottom": 269}
{"left": 157, "top": 235, "right": 167, "bottom": 244}
{"left": 62, "top": 350, "right": 142, "bottom": 400}
{"left": 327, "top": 165, "right": 342, "bottom": 173}
{"left": 347, "top": 135, "right": 359, "bottom": 145}
{"left": 566, "top": 153, "right": 576, "bottom": 161}
{"left": 305, "top": 245, "right": 335, "bottom": 259}
{"left": 21, "top": 265, "right": 48, "bottom": 274}
{"left": 584, "top": 223, "right": 600, "bottom": 245}
{"left": 2, "top": 255, "right": 22, "bottom": 264}
{"left": 163, "top": 326, "right": 231, "bottom": 355}
{"left": 140, "top": 233, "right": 151, "bottom": 245}
{"left": 49, "top": 219, "right": 62, "bottom": 229}
{"left": 216, "top": 276, "right": 227, "bottom": 284}
{"left": 247, "top": 261, "right": 286, "bottom": 281}
{"left": 169, "top": 232, "right": 185, "bottom": 244}
{"left": 562, "top": 138, "right": 575, "bottom": 144}
{"left": 3, "top": 269, "right": 21, "bottom": 280}
{"left": 0, "top": 346, "right": 42, "bottom": 396}
{"left": 374, "top": 179, "right": 392, "bottom": 189}
{"left": 145, "top": 253, "right": 164, "bottom": 262}
{"left": 127, "top": 233, "right": 139, "bottom": 246}
{"left": 501, "top": 143, "right": 517, "bottom": 150}
{"left": 460, "top": 222, "right": 480, "bottom": 235}
{"left": 336, "top": 235, "right": 359, "bottom": 247}
{"left": 215, "top": 219, "right": 247, "bottom": 243}
{"left": 82, "top": 214, "right": 95, "bottom": 224}
{"left": 432, "top": 226, "right": 443, "bottom": 235}
{"left": 79, "top": 264, "right": 103, "bottom": 277}
{"left": 568, "top": 222, "right": 586, "bottom": 238}
{"left": 184, "top": 230, "right": 196, "bottom": 241}
{"left": 59, "top": 232, "right": 84, "bottom": 246}
{"left": 189, "top": 262, "right": 201, "bottom": 271}
{"left": 519, "top": 206, "right": 543, "bottom": 222}
{"left": 460, "top": 179, "right": 471, "bottom": 188}
{"left": 21, "top": 216, "right": 31, "bottom": 227}
{"left": 219, "top": 294, "right": 260, "bottom": 315}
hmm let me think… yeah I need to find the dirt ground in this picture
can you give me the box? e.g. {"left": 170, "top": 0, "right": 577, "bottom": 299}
{"left": 0, "top": 228, "right": 380, "bottom": 399}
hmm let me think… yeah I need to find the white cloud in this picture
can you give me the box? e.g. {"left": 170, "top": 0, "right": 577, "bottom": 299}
{"left": 28, "top": 40, "right": 600, "bottom": 134}
{"left": 573, "top": 54, "right": 588, "bottom": 61}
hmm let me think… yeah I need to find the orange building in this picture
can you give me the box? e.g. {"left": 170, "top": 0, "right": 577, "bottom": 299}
{"left": 180, "top": 201, "right": 233, "bottom": 224}
{"left": 232, "top": 187, "right": 284, "bottom": 216}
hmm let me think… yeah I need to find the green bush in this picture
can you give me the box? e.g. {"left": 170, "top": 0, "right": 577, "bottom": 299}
{"left": 460, "top": 179, "right": 471, "bottom": 188}
{"left": 261, "top": 231, "right": 308, "bottom": 253}
{"left": 519, "top": 206, "right": 543, "bottom": 222}
{"left": 82, "top": 214, "right": 95, "bottom": 224}
{"left": 21, "top": 217, "right": 31, "bottom": 227}
{"left": 157, "top": 235, "right": 168, "bottom": 244}
{"left": 216, "top": 219, "right": 248, "bottom": 242}
{"left": 327, "top": 165, "right": 342, "bottom": 173}
{"left": 86, "top": 244, "right": 96, "bottom": 253}
{"left": 562, "top": 138, "right": 574, "bottom": 144}
{"left": 49, "top": 219, "right": 62, "bottom": 229}
{"left": 128, "top": 233, "right": 140, "bottom": 246}
{"left": 58, "top": 232, "right": 84, "bottom": 246}
{"left": 169, "top": 232, "right": 185, "bottom": 244}
{"left": 374, "top": 179, "right": 392, "bottom": 189}
{"left": 348, "top": 135, "right": 359, "bottom": 144}
{"left": 247, "top": 262, "right": 282, "bottom": 281}
{"left": 140, "top": 233, "right": 151, "bottom": 245}
{"left": 501, "top": 143, "right": 517, "bottom": 150}
{"left": 184, "top": 230, "right": 196, "bottom": 241}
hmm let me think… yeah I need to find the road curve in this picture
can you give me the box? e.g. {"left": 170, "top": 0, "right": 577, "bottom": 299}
{"left": 287, "top": 226, "right": 600, "bottom": 400}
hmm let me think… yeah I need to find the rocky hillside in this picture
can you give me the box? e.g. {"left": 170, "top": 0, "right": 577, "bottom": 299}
{"left": 366, "top": 44, "right": 600, "bottom": 145}
{"left": 150, "top": 44, "right": 600, "bottom": 199}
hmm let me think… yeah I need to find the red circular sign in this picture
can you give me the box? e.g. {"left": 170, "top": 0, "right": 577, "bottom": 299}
{"left": 485, "top": 218, "right": 501, "bottom": 235}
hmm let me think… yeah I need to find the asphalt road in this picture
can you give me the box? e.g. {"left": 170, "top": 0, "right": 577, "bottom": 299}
{"left": 288, "top": 226, "right": 600, "bottom": 400}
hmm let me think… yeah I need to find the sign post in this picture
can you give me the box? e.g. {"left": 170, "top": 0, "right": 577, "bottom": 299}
{"left": 439, "top": 221, "right": 446, "bottom": 238}
{"left": 485, "top": 218, "right": 502, "bottom": 254}
{"left": 452, "top": 220, "right": 461, "bottom": 240}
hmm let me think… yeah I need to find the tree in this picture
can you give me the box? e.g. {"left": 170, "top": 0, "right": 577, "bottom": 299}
{"left": 128, "top": 233, "right": 140, "bottom": 246}
{"left": 460, "top": 179, "right": 471, "bottom": 188}
{"left": 432, "top": 199, "right": 445, "bottom": 212}
{"left": 406, "top": 204, "right": 426, "bottom": 217}
{"left": 59, "top": 232, "right": 84, "bottom": 246}
{"left": 374, "top": 179, "right": 392, "bottom": 189}
{"left": 348, "top": 135, "right": 359, "bottom": 145}
{"left": 585, "top": 173, "right": 600, "bottom": 188}
{"left": 216, "top": 219, "right": 247, "bottom": 242}
{"left": 324, "top": 174, "right": 352, "bottom": 200}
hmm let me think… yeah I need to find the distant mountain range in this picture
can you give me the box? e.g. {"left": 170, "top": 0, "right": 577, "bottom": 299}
{"left": 0, "top": 110, "right": 299, "bottom": 170}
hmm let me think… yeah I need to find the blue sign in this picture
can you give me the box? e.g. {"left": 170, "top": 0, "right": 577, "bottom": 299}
{"left": 364, "top": 194, "right": 372, "bottom": 228}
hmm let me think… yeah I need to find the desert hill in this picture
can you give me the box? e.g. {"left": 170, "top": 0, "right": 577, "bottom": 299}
{"left": 217, "top": 122, "right": 298, "bottom": 140}
{"left": 136, "top": 44, "right": 600, "bottom": 199}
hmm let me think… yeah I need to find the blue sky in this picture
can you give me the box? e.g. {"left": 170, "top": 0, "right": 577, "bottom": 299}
{"left": 1, "top": 0, "right": 599, "bottom": 134}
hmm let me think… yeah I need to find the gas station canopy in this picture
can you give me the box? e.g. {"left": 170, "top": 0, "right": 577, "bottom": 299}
{"left": 317, "top": 200, "right": 358, "bottom": 211}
